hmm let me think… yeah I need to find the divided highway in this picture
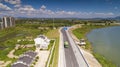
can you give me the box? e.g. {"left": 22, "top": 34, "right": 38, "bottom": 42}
{"left": 61, "top": 27, "right": 89, "bottom": 67}
{"left": 61, "top": 28, "right": 79, "bottom": 67}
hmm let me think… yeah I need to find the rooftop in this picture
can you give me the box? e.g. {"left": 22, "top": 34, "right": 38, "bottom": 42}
{"left": 18, "top": 56, "right": 33, "bottom": 65}
{"left": 12, "top": 51, "right": 37, "bottom": 67}
{"left": 12, "top": 63, "right": 28, "bottom": 67}
{"left": 24, "top": 51, "right": 37, "bottom": 58}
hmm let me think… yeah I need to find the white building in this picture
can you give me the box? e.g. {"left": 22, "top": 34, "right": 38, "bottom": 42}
{"left": 76, "top": 39, "right": 86, "bottom": 46}
{"left": 79, "top": 39, "right": 86, "bottom": 46}
{"left": 34, "top": 35, "right": 50, "bottom": 49}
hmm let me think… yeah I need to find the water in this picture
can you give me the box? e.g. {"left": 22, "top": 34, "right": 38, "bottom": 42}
{"left": 87, "top": 26, "right": 120, "bottom": 66}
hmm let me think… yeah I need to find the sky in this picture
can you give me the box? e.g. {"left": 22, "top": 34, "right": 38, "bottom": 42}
{"left": 0, "top": 0, "right": 120, "bottom": 18}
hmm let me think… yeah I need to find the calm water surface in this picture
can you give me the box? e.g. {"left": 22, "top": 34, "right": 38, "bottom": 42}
{"left": 87, "top": 26, "right": 120, "bottom": 66}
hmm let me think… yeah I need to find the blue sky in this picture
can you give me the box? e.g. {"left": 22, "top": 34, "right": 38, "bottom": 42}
{"left": 0, "top": 0, "right": 120, "bottom": 18}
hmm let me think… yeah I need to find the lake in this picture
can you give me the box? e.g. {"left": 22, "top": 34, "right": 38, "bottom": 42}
{"left": 87, "top": 26, "right": 120, "bottom": 66}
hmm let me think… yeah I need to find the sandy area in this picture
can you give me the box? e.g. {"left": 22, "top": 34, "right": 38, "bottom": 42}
{"left": 69, "top": 24, "right": 102, "bottom": 67}
{"left": 0, "top": 61, "right": 11, "bottom": 67}
{"left": 34, "top": 48, "right": 50, "bottom": 67}
{"left": 7, "top": 44, "right": 34, "bottom": 58}
{"left": 7, "top": 45, "right": 19, "bottom": 58}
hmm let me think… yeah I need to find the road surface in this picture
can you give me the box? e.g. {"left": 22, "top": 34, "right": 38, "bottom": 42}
{"left": 61, "top": 27, "right": 89, "bottom": 67}
{"left": 61, "top": 28, "right": 79, "bottom": 67}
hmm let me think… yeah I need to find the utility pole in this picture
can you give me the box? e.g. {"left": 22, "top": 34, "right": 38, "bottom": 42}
{"left": 53, "top": 18, "right": 55, "bottom": 29}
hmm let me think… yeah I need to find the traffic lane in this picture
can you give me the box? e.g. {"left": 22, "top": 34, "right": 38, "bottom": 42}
{"left": 61, "top": 29, "right": 79, "bottom": 67}
{"left": 66, "top": 30, "right": 88, "bottom": 67}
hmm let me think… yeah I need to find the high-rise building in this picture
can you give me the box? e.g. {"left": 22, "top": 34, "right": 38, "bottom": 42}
{"left": 1, "top": 16, "right": 15, "bottom": 29}
{"left": 10, "top": 17, "right": 15, "bottom": 27}
{"left": 0, "top": 19, "right": 3, "bottom": 29}
{"left": 0, "top": 22, "right": 3, "bottom": 29}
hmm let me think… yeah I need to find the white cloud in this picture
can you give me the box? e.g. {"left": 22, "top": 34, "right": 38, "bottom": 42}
{"left": 4, "top": 0, "right": 21, "bottom": 5}
{"left": 17, "top": 5, "right": 35, "bottom": 11}
{"left": 40, "top": 5, "right": 46, "bottom": 10}
{"left": 14, "top": 4, "right": 21, "bottom": 7}
{"left": 0, "top": 3, "right": 12, "bottom": 10}
{"left": 94, "top": 12, "right": 114, "bottom": 16}
{"left": 0, "top": 4, "right": 115, "bottom": 18}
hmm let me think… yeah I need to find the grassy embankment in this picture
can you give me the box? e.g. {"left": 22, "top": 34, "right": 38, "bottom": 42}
{"left": 45, "top": 28, "right": 59, "bottom": 67}
{"left": 72, "top": 25, "right": 116, "bottom": 67}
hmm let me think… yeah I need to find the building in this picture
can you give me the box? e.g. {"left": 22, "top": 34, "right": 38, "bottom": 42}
{"left": 79, "top": 39, "right": 86, "bottom": 46}
{"left": 0, "top": 22, "right": 3, "bottom": 29}
{"left": 12, "top": 51, "right": 37, "bottom": 67}
{"left": 34, "top": 35, "right": 50, "bottom": 49}
{"left": 1, "top": 16, "right": 15, "bottom": 29}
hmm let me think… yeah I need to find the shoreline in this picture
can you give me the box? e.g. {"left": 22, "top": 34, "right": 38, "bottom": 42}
{"left": 70, "top": 24, "right": 117, "bottom": 67}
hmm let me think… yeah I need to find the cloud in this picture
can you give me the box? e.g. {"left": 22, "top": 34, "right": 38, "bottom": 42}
{"left": 14, "top": 4, "right": 21, "bottom": 7}
{"left": 56, "top": 11, "right": 77, "bottom": 15}
{"left": 0, "top": 4, "right": 115, "bottom": 18}
{"left": 16, "top": 5, "right": 35, "bottom": 11}
{"left": 0, "top": 3, "right": 12, "bottom": 10}
{"left": 4, "top": 0, "right": 21, "bottom": 5}
{"left": 40, "top": 5, "right": 46, "bottom": 10}
{"left": 94, "top": 12, "right": 114, "bottom": 16}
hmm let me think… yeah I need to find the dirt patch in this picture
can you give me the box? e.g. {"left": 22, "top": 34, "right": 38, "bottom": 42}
{"left": 0, "top": 61, "right": 11, "bottom": 67}
{"left": 34, "top": 48, "right": 50, "bottom": 67}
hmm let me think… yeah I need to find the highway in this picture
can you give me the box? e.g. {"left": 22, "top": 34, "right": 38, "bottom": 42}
{"left": 61, "top": 27, "right": 89, "bottom": 67}
{"left": 61, "top": 28, "right": 79, "bottom": 67}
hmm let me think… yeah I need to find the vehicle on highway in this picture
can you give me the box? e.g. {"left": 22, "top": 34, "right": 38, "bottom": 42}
{"left": 64, "top": 41, "right": 69, "bottom": 48}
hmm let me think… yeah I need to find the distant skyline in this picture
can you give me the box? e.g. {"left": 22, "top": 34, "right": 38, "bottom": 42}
{"left": 0, "top": 0, "right": 120, "bottom": 18}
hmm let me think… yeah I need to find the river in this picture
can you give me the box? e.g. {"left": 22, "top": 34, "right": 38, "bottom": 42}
{"left": 87, "top": 26, "right": 120, "bottom": 66}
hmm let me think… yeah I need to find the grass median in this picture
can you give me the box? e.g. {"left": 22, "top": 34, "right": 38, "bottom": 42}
{"left": 45, "top": 28, "right": 59, "bottom": 67}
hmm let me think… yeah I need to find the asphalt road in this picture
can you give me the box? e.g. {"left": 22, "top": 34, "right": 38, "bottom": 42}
{"left": 61, "top": 28, "right": 79, "bottom": 67}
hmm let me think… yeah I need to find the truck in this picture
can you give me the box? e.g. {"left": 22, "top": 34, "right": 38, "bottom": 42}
{"left": 64, "top": 41, "right": 69, "bottom": 48}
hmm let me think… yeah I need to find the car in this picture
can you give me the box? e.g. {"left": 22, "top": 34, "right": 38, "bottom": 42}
{"left": 64, "top": 41, "right": 69, "bottom": 48}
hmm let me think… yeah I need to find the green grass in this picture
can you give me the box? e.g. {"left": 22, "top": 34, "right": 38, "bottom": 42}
{"left": 52, "top": 38, "right": 59, "bottom": 67}
{"left": 48, "top": 38, "right": 59, "bottom": 67}
{"left": 6, "top": 58, "right": 17, "bottom": 67}
{"left": 14, "top": 46, "right": 36, "bottom": 56}
{"left": 0, "top": 38, "right": 16, "bottom": 61}
{"left": 72, "top": 25, "right": 110, "bottom": 50}
{"left": 72, "top": 25, "right": 117, "bottom": 67}
{"left": 45, "top": 29, "right": 59, "bottom": 67}
{"left": 0, "top": 25, "right": 49, "bottom": 61}
{"left": 48, "top": 40, "right": 55, "bottom": 50}
{"left": 93, "top": 53, "right": 116, "bottom": 67}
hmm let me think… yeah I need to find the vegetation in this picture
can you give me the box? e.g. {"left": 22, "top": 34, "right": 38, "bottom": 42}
{"left": 72, "top": 25, "right": 117, "bottom": 67}
{"left": 45, "top": 29, "right": 59, "bottom": 67}
{"left": 0, "top": 38, "right": 17, "bottom": 61}
{"left": 31, "top": 56, "right": 39, "bottom": 66}
{"left": 0, "top": 18, "right": 118, "bottom": 66}
{"left": 93, "top": 53, "right": 116, "bottom": 67}
{"left": 17, "top": 40, "right": 34, "bottom": 45}
{"left": 14, "top": 46, "right": 36, "bottom": 56}
{"left": 48, "top": 40, "right": 55, "bottom": 50}
{"left": 16, "top": 19, "right": 74, "bottom": 28}
{"left": 52, "top": 38, "right": 59, "bottom": 67}
{"left": 73, "top": 25, "right": 109, "bottom": 50}
{"left": 0, "top": 20, "right": 51, "bottom": 59}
